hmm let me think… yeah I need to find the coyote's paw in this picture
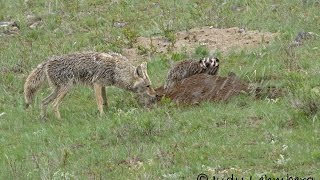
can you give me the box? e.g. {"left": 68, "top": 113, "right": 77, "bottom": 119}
{"left": 40, "top": 115, "right": 48, "bottom": 122}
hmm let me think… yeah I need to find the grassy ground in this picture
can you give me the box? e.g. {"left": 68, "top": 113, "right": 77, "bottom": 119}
{"left": 1, "top": 0, "right": 320, "bottom": 179}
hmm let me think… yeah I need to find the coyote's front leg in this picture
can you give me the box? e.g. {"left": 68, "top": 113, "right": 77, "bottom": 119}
{"left": 94, "top": 83, "right": 108, "bottom": 116}
{"left": 40, "top": 87, "right": 60, "bottom": 121}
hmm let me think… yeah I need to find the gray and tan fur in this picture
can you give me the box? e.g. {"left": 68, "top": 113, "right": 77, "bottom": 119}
{"left": 24, "top": 51, "right": 156, "bottom": 121}
{"left": 164, "top": 56, "right": 219, "bottom": 89}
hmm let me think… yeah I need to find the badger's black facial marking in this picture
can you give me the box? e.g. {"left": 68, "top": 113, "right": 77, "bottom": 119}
{"left": 199, "top": 59, "right": 207, "bottom": 69}
{"left": 213, "top": 57, "right": 219, "bottom": 67}
{"left": 206, "top": 62, "right": 211, "bottom": 68}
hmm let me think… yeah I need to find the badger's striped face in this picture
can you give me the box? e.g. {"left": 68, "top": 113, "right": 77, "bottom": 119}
{"left": 204, "top": 57, "right": 219, "bottom": 68}
{"left": 202, "top": 57, "right": 220, "bottom": 75}
{"left": 199, "top": 57, "right": 219, "bottom": 69}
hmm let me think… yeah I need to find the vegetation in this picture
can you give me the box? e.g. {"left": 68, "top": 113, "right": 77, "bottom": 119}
{"left": 0, "top": 0, "right": 319, "bottom": 179}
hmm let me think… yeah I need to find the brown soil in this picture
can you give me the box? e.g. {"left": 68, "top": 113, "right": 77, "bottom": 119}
{"left": 156, "top": 73, "right": 250, "bottom": 105}
{"left": 156, "top": 73, "right": 282, "bottom": 105}
{"left": 123, "top": 26, "right": 278, "bottom": 61}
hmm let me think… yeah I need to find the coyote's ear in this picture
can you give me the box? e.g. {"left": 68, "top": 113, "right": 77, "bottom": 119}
{"left": 135, "top": 65, "right": 144, "bottom": 78}
{"left": 141, "top": 62, "right": 151, "bottom": 83}
{"left": 140, "top": 62, "right": 148, "bottom": 74}
{"left": 138, "top": 62, "right": 148, "bottom": 77}
{"left": 140, "top": 62, "right": 146, "bottom": 69}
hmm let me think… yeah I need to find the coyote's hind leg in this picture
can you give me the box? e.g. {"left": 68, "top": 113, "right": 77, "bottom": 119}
{"left": 101, "top": 86, "right": 108, "bottom": 111}
{"left": 94, "top": 83, "right": 108, "bottom": 116}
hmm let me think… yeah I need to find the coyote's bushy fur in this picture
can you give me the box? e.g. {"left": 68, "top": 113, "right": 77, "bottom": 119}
{"left": 24, "top": 51, "right": 156, "bottom": 120}
{"left": 164, "top": 57, "right": 219, "bottom": 89}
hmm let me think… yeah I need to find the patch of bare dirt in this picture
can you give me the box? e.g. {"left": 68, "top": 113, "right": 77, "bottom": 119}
{"left": 156, "top": 73, "right": 282, "bottom": 105}
{"left": 156, "top": 73, "right": 250, "bottom": 105}
{"left": 123, "top": 26, "right": 278, "bottom": 61}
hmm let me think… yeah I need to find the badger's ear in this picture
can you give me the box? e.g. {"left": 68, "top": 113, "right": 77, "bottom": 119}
{"left": 212, "top": 57, "right": 219, "bottom": 67}
{"left": 199, "top": 58, "right": 206, "bottom": 68}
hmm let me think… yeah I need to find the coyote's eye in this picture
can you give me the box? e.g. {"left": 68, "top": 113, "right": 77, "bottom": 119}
{"left": 146, "top": 85, "right": 150, "bottom": 88}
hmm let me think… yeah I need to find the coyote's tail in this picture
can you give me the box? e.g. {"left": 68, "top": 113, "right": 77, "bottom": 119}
{"left": 24, "top": 62, "right": 47, "bottom": 109}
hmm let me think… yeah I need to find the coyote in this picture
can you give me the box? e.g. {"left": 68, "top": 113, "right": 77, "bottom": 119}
{"left": 24, "top": 52, "right": 156, "bottom": 121}
{"left": 164, "top": 56, "right": 219, "bottom": 90}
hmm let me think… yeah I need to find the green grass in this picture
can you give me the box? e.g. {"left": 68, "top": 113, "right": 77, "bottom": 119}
{"left": 1, "top": 0, "right": 320, "bottom": 179}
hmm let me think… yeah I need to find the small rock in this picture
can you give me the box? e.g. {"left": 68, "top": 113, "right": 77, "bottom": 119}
{"left": 290, "top": 99, "right": 303, "bottom": 109}
{"left": 0, "top": 21, "right": 20, "bottom": 36}
{"left": 11, "top": 64, "right": 24, "bottom": 74}
{"left": 26, "top": 15, "right": 42, "bottom": 28}
{"left": 0, "top": 112, "right": 5, "bottom": 117}
{"left": 294, "top": 32, "right": 312, "bottom": 43}
{"left": 113, "top": 21, "right": 127, "bottom": 28}
{"left": 271, "top": 4, "right": 278, "bottom": 12}
{"left": 288, "top": 31, "right": 316, "bottom": 48}
{"left": 238, "top": 27, "right": 246, "bottom": 33}
{"left": 231, "top": 5, "right": 242, "bottom": 11}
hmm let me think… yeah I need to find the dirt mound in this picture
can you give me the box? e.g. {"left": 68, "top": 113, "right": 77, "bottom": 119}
{"left": 156, "top": 73, "right": 282, "bottom": 105}
{"left": 123, "top": 26, "right": 278, "bottom": 61}
{"left": 156, "top": 73, "right": 250, "bottom": 105}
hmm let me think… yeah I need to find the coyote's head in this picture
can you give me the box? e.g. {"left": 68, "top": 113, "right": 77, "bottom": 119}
{"left": 132, "top": 62, "right": 156, "bottom": 106}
